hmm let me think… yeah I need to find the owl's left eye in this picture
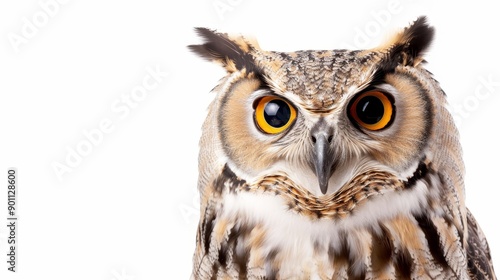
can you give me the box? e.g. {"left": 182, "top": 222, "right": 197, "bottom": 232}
{"left": 348, "top": 91, "right": 394, "bottom": 131}
{"left": 254, "top": 96, "right": 297, "bottom": 134}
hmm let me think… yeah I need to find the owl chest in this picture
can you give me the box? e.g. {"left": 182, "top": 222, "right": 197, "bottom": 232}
{"left": 209, "top": 192, "right": 372, "bottom": 278}
{"left": 200, "top": 192, "right": 461, "bottom": 280}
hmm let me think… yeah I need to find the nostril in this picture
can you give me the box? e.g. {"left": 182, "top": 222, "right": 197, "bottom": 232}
{"left": 311, "top": 136, "right": 316, "bottom": 144}
{"left": 327, "top": 135, "right": 333, "bottom": 143}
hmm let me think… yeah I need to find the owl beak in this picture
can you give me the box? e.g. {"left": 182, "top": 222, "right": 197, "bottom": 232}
{"left": 311, "top": 130, "right": 335, "bottom": 195}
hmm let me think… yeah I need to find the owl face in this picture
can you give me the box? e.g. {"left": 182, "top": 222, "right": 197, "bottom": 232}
{"left": 191, "top": 18, "right": 434, "bottom": 196}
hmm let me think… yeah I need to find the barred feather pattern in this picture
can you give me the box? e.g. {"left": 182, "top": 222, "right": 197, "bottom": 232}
{"left": 192, "top": 163, "right": 495, "bottom": 279}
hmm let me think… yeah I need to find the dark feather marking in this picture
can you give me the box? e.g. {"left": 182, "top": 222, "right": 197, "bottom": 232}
{"left": 189, "top": 27, "right": 259, "bottom": 73}
{"left": 233, "top": 248, "right": 249, "bottom": 279}
{"left": 330, "top": 231, "right": 366, "bottom": 279}
{"left": 213, "top": 223, "right": 253, "bottom": 278}
{"left": 203, "top": 212, "right": 216, "bottom": 254}
{"left": 315, "top": 210, "right": 323, "bottom": 219}
{"left": 213, "top": 164, "right": 247, "bottom": 194}
{"left": 210, "top": 264, "right": 219, "bottom": 280}
{"left": 466, "top": 210, "right": 496, "bottom": 279}
{"left": 239, "top": 227, "right": 252, "bottom": 279}
{"left": 404, "top": 161, "right": 428, "bottom": 189}
{"left": 371, "top": 63, "right": 397, "bottom": 86}
{"left": 371, "top": 225, "right": 394, "bottom": 274}
{"left": 394, "top": 247, "right": 413, "bottom": 279}
{"left": 222, "top": 163, "right": 246, "bottom": 186}
{"left": 414, "top": 214, "right": 449, "bottom": 269}
{"left": 212, "top": 167, "right": 227, "bottom": 194}
{"left": 265, "top": 249, "right": 279, "bottom": 280}
{"left": 348, "top": 267, "right": 366, "bottom": 280}
{"left": 330, "top": 231, "right": 349, "bottom": 265}
{"left": 408, "top": 71, "right": 436, "bottom": 149}
{"left": 217, "top": 243, "right": 228, "bottom": 268}
{"left": 230, "top": 225, "right": 251, "bottom": 279}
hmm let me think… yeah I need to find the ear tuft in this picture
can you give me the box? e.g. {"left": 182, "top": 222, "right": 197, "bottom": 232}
{"left": 380, "top": 16, "right": 435, "bottom": 67}
{"left": 398, "top": 16, "right": 435, "bottom": 61}
{"left": 188, "top": 28, "right": 259, "bottom": 73}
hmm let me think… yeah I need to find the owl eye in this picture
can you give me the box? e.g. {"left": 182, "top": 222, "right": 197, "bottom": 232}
{"left": 349, "top": 91, "right": 394, "bottom": 131}
{"left": 254, "top": 96, "right": 297, "bottom": 134}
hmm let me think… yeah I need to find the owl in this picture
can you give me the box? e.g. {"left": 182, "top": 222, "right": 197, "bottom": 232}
{"left": 188, "top": 17, "right": 496, "bottom": 279}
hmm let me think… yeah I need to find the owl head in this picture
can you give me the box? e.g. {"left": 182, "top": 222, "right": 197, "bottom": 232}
{"left": 188, "top": 17, "right": 497, "bottom": 279}
{"left": 190, "top": 16, "right": 462, "bottom": 203}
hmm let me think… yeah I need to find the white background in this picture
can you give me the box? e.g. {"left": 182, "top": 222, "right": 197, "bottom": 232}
{"left": 0, "top": 1, "right": 499, "bottom": 279}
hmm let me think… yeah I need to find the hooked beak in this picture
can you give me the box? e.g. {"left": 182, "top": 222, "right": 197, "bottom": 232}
{"left": 311, "top": 125, "right": 335, "bottom": 195}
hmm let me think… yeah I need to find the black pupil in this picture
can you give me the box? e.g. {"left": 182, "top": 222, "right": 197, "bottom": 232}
{"left": 264, "top": 99, "right": 291, "bottom": 128}
{"left": 356, "top": 96, "right": 384, "bottom": 124}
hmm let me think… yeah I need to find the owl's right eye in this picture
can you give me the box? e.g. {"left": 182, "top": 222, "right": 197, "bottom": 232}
{"left": 254, "top": 96, "right": 297, "bottom": 134}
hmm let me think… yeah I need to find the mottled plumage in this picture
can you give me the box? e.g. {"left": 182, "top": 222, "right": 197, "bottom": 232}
{"left": 189, "top": 17, "right": 496, "bottom": 279}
